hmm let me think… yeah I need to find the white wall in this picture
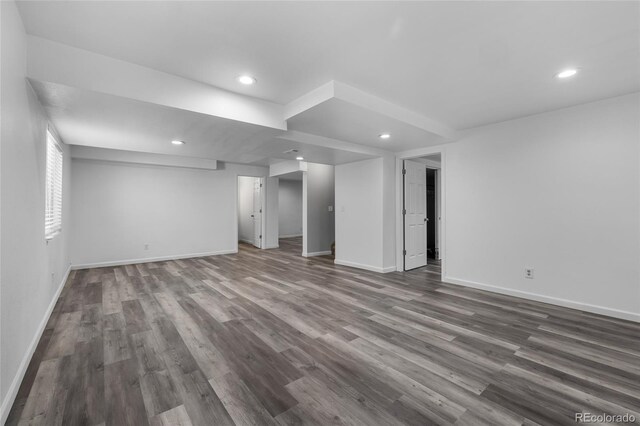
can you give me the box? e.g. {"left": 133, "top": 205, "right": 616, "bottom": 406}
{"left": 336, "top": 156, "right": 396, "bottom": 273}
{"left": 303, "top": 163, "right": 335, "bottom": 256}
{"left": 264, "top": 177, "right": 279, "bottom": 249}
{"left": 237, "top": 176, "right": 256, "bottom": 244}
{"left": 70, "top": 158, "right": 272, "bottom": 267}
{"left": 0, "top": 1, "right": 72, "bottom": 420}
{"left": 381, "top": 155, "right": 397, "bottom": 269}
{"left": 279, "top": 179, "right": 303, "bottom": 237}
{"left": 335, "top": 158, "right": 385, "bottom": 271}
{"left": 444, "top": 93, "right": 640, "bottom": 321}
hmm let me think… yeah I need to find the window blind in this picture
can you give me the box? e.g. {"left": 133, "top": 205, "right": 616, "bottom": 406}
{"left": 45, "top": 130, "right": 63, "bottom": 240}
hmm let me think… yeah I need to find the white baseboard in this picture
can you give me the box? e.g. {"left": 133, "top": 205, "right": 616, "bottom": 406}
{"left": 444, "top": 276, "right": 640, "bottom": 323}
{"left": 0, "top": 265, "right": 71, "bottom": 425}
{"left": 71, "top": 249, "right": 238, "bottom": 270}
{"left": 334, "top": 259, "right": 395, "bottom": 274}
{"left": 238, "top": 238, "right": 254, "bottom": 245}
{"left": 303, "top": 250, "right": 332, "bottom": 257}
{"left": 279, "top": 234, "right": 302, "bottom": 238}
{"left": 263, "top": 244, "right": 279, "bottom": 249}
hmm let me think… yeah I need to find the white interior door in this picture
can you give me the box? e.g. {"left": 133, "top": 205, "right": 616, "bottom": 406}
{"left": 404, "top": 160, "right": 427, "bottom": 270}
{"left": 252, "top": 178, "right": 263, "bottom": 248}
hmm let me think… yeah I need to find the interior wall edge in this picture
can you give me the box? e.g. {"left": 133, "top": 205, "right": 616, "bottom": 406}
{"left": 444, "top": 275, "right": 640, "bottom": 323}
{"left": 70, "top": 146, "right": 219, "bottom": 170}
{"left": 302, "top": 250, "right": 332, "bottom": 257}
{"left": 0, "top": 265, "right": 71, "bottom": 425}
{"left": 334, "top": 259, "right": 396, "bottom": 274}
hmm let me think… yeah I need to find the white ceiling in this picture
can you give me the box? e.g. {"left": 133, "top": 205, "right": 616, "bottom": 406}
{"left": 288, "top": 97, "right": 446, "bottom": 152}
{"left": 277, "top": 171, "right": 303, "bottom": 182}
{"left": 241, "top": 137, "right": 376, "bottom": 166}
{"left": 16, "top": 1, "right": 640, "bottom": 166}
{"left": 30, "top": 80, "right": 375, "bottom": 166}
{"left": 29, "top": 80, "right": 278, "bottom": 163}
{"left": 18, "top": 1, "right": 640, "bottom": 130}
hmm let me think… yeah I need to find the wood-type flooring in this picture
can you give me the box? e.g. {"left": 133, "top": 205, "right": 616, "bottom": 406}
{"left": 7, "top": 237, "right": 640, "bottom": 425}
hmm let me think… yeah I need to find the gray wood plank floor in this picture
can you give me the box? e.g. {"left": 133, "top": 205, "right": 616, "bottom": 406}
{"left": 7, "top": 237, "right": 640, "bottom": 425}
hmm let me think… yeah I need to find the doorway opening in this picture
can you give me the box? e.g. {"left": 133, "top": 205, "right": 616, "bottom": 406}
{"left": 401, "top": 153, "right": 442, "bottom": 271}
{"left": 277, "top": 171, "right": 303, "bottom": 255}
{"left": 237, "top": 176, "right": 264, "bottom": 249}
{"left": 272, "top": 162, "right": 335, "bottom": 259}
{"left": 426, "top": 167, "right": 440, "bottom": 260}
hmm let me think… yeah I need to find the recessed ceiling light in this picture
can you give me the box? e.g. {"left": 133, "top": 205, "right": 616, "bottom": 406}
{"left": 379, "top": 133, "right": 391, "bottom": 140}
{"left": 296, "top": 156, "right": 304, "bottom": 161}
{"left": 238, "top": 75, "right": 257, "bottom": 85}
{"left": 556, "top": 68, "right": 578, "bottom": 79}
{"left": 171, "top": 140, "right": 185, "bottom": 145}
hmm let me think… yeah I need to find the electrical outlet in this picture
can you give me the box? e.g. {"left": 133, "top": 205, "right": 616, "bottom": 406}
{"left": 525, "top": 268, "right": 534, "bottom": 279}
{"left": 144, "top": 244, "right": 149, "bottom": 250}
{"left": 328, "top": 205, "right": 333, "bottom": 212}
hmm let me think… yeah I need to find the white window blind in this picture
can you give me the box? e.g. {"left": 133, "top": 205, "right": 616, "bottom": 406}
{"left": 45, "top": 130, "right": 63, "bottom": 240}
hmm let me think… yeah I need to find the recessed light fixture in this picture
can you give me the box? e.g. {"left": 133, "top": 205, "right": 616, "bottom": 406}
{"left": 171, "top": 140, "right": 185, "bottom": 145}
{"left": 238, "top": 75, "right": 257, "bottom": 85}
{"left": 296, "top": 156, "right": 304, "bottom": 161}
{"left": 379, "top": 133, "right": 391, "bottom": 140}
{"left": 556, "top": 68, "right": 578, "bottom": 79}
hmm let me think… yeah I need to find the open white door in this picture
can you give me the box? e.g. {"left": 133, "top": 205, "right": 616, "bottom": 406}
{"left": 403, "top": 160, "right": 427, "bottom": 270}
{"left": 252, "top": 178, "right": 263, "bottom": 248}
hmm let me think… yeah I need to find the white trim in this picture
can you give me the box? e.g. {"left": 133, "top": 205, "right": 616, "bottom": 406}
{"left": 238, "top": 238, "right": 254, "bottom": 245}
{"left": 263, "top": 244, "right": 280, "bottom": 249}
{"left": 396, "top": 148, "right": 447, "bottom": 277}
{"left": 71, "top": 249, "right": 237, "bottom": 270}
{"left": 0, "top": 265, "right": 71, "bottom": 425}
{"left": 234, "top": 176, "right": 240, "bottom": 254}
{"left": 279, "top": 234, "right": 303, "bottom": 238}
{"left": 334, "top": 259, "right": 395, "bottom": 273}
{"left": 302, "top": 250, "right": 332, "bottom": 257}
{"left": 259, "top": 177, "right": 266, "bottom": 250}
{"left": 444, "top": 276, "right": 640, "bottom": 323}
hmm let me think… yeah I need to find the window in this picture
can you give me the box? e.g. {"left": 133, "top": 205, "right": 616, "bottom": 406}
{"left": 45, "top": 129, "right": 63, "bottom": 239}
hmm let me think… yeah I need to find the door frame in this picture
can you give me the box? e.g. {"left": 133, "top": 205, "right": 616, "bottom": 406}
{"left": 236, "top": 175, "right": 266, "bottom": 251}
{"left": 402, "top": 159, "right": 428, "bottom": 271}
{"left": 252, "top": 177, "right": 265, "bottom": 249}
{"left": 425, "top": 166, "right": 441, "bottom": 261}
{"left": 395, "top": 147, "right": 446, "bottom": 275}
